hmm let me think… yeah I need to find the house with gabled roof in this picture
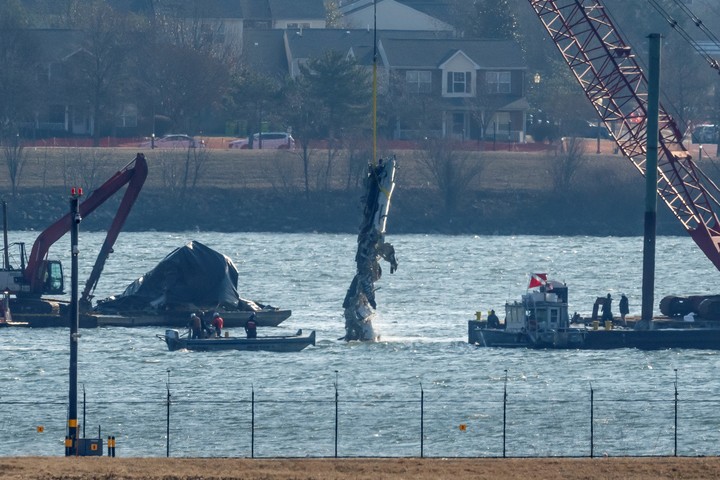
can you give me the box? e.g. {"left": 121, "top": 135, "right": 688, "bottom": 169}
{"left": 339, "top": 0, "right": 455, "bottom": 33}
{"left": 268, "top": 0, "right": 326, "bottom": 29}
{"left": 279, "top": 28, "right": 529, "bottom": 141}
{"left": 378, "top": 37, "right": 528, "bottom": 141}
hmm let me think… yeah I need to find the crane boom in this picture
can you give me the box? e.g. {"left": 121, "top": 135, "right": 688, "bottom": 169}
{"left": 24, "top": 153, "right": 148, "bottom": 297}
{"left": 527, "top": 0, "right": 720, "bottom": 270}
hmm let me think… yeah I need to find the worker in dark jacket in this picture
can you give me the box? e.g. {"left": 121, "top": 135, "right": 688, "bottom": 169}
{"left": 619, "top": 294, "right": 629, "bottom": 325}
{"left": 601, "top": 293, "right": 613, "bottom": 322}
{"left": 487, "top": 310, "right": 500, "bottom": 329}
{"left": 245, "top": 312, "right": 257, "bottom": 339}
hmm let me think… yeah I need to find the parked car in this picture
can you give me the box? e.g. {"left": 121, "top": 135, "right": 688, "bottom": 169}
{"left": 229, "top": 132, "right": 295, "bottom": 149}
{"left": 139, "top": 134, "right": 206, "bottom": 149}
{"left": 691, "top": 124, "right": 718, "bottom": 144}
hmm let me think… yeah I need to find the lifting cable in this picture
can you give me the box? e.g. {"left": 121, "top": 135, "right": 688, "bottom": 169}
{"left": 601, "top": 0, "right": 687, "bottom": 130}
{"left": 648, "top": 0, "right": 720, "bottom": 73}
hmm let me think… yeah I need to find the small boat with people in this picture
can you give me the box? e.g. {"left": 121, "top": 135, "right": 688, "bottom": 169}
{"left": 159, "top": 328, "right": 316, "bottom": 352}
{"left": 468, "top": 273, "right": 720, "bottom": 350}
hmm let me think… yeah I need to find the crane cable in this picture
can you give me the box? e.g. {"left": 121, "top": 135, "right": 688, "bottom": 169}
{"left": 647, "top": 0, "right": 720, "bottom": 72}
{"left": 669, "top": 0, "right": 720, "bottom": 51}
{"left": 647, "top": 0, "right": 720, "bottom": 178}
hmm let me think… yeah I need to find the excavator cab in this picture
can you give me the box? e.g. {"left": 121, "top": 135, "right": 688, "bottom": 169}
{"left": 42, "top": 260, "right": 64, "bottom": 295}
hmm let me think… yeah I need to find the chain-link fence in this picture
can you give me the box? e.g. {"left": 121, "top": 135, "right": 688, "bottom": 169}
{"left": 4, "top": 377, "right": 719, "bottom": 458}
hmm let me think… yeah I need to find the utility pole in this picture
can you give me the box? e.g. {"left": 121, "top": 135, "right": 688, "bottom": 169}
{"left": 639, "top": 34, "right": 661, "bottom": 331}
{"left": 66, "top": 187, "right": 83, "bottom": 455}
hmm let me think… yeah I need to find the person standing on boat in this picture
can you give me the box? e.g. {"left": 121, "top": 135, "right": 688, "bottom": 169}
{"left": 487, "top": 309, "right": 500, "bottom": 329}
{"left": 619, "top": 295, "right": 629, "bottom": 325}
{"left": 189, "top": 313, "right": 203, "bottom": 339}
{"left": 212, "top": 312, "right": 224, "bottom": 337}
{"left": 601, "top": 293, "right": 613, "bottom": 322}
{"left": 245, "top": 312, "right": 257, "bottom": 339}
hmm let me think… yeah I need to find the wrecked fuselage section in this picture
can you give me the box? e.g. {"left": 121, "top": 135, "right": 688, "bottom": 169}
{"left": 342, "top": 156, "right": 398, "bottom": 341}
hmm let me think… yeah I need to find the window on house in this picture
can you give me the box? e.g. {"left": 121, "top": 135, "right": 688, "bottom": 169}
{"left": 486, "top": 71, "right": 511, "bottom": 93}
{"left": 48, "top": 105, "right": 65, "bottom": 124}
{"left": 405, "top": 70, "right": 432, "bottom": 93}
{"left": 116, "top": 104, "right": 138, "bottom": 128}
{"left": 446, "top": 71, "right": 471, "bottom": 94}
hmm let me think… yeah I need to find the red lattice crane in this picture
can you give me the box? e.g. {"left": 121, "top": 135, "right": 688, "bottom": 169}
{"left": 527, "top": 0, "right": 720, "bottom": 270}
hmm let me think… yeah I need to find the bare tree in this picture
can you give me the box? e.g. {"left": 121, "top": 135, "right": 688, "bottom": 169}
{"left": 343, "top": 134, "right": 372, "bottom": 191}
{"left": 65, "top": 1, "right": 142, "bottom": 145}
{"left": 3, "top": 141, "right": 25, "bottom": 197}
{"left": 548, "top": 136, "right": 587, "bottom": 193}
{"left": 58, "top": 148, "right": 110, "bottom": 192}
{"left": 418, "top": 138, "right": 489, "bottom": 213}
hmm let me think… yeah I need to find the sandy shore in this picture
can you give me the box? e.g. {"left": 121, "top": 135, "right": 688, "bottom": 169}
{"left": 3, "top": 457, "right": 720, "bottom": 479}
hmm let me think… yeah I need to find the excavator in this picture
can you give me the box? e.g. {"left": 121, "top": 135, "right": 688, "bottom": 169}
{"left": 526, "top": 0, "right": 720, "bottom": 320}
{"left": 0, "top": 153, "right": 147, "bottom": 326}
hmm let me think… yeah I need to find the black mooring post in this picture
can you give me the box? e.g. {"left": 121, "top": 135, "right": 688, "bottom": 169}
{"left": 502, "top": 369, "right": 507, "bottom": 458}
{"left": 590, "top": 384, "right": 594, "bottom": 458}
{"left": 82, "top": 384, "right": 86, "bottom": 439}
{"left": 251, "top": 386, "right": 255, "bottom": 459}
{"left": 334, "top": 370, "right": 339, "bottom": 458}
{"left": 420, "top": 384, "right": 424, "bottom": 459}
{"left": 166, "top": 369, "right": 171, "bottom": 458}
{"left": 674, "top": 369, "right": 678, "bottom": 456}
{"left": 66, "top": 187, "right": 82, "bottom": 456}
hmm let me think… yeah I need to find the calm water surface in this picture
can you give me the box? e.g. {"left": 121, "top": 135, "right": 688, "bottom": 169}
{"left": 2, "top": 232, "right": 720, "bottom": 457}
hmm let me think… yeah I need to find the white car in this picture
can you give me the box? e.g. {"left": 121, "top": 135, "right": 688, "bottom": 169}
{"left": 229, "top": 132, "right": 295, "bottom": 149}
{"left": 139, "top": 134, "right": 206, "bottom": 149}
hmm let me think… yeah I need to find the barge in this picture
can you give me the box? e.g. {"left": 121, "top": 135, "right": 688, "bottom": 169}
{"left": 468, "top": 277, "right": 720, "bottom": 350}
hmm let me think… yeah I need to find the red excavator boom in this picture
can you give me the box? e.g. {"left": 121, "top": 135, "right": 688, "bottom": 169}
{"left": 23, "top": 153, "right": 148, "bottom": 302}
{"left": 527, "top": 0, "right": 720, "bottom": 270}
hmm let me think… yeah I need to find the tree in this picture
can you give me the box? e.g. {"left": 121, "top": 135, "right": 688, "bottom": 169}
{"left": 0, "top": 1, "right": 39, "bottom": 194}
{"left": 0, "top": 0, "right": 40, "bottom": 140}
{"left": 380, "top": 70, "right": 443, "bottom": 140}
{"left": 65, "top": 1, "right": 142, "bottom": 145}
{"left": 150, "top": 42, "right": 230, "bottom": 133}
{"left": 549, "top": 136, "right": 587, "bottom": 193}
{"left": 301, "top": 51, "right": 371, "bottom": 189}
{"left": 418, "top": 138, "right": 489, "bottom": 213}
{"left": 449, "top": 0, "right": 518, "bottom": 40}
{"left": 227, "top": 67, "right": 283, "bottom": 144}
{"left": 284, "top": 51, "right": 372, "bottom": 196}
{"left": 282, "top": 76, "right": 326, "bottom": 197}
{"left": 324, "top": 0, "right": 342, "bottom": 27}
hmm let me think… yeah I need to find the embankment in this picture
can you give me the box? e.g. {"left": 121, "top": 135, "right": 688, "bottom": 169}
{"left": 0, "top": 146, "right": 685, "bottom": 236}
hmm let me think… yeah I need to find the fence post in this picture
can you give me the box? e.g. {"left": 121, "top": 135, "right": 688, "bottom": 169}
{"left": 334, "top": 370, "right": 339, "bottom": 458}
{"left": 590, "top": 383, "right": 594, "bottom": 459}
{"left": 420, "top": 383, "right": 424, "bottom": 459}
{"left": 502, "top": 369, "right": 507, "bottom": 458}
{"left": 674, "top": 369, "right": 678, "bottom": 457}
{"left": 166, "top": 369, "right": 171, "bottom": 458}
{"left": 251, "top": 386, "right": 255, "bottom": 459}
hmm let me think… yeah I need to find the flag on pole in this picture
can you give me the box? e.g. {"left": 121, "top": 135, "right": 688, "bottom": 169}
{"left": 528, "top": 273, "right": 547, "bottom": 289}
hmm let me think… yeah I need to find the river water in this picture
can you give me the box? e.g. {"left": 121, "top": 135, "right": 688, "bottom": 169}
{"left": 2, "top": 231, "right": 720, "bottom": 458}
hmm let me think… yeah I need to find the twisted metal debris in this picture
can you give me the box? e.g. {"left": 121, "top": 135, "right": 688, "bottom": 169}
{"left": 342, "top": 156, "right": 398, "bottom": 341}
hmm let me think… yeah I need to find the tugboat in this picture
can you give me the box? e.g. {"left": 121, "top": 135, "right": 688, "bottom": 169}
{"left": 468, "top": 275, "right": 720, "bottom": 350}
{"left": 468, "top": 276, "right": 584, "bottom": 349}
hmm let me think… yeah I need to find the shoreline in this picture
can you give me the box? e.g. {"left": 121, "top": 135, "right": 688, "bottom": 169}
{"left": 3, "top": 456, "right": 720, "bottom": 479}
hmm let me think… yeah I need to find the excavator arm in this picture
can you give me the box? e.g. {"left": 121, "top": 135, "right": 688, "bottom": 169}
{"left": 23, "top": 153, "right": 148, "bottom": 301}
{"left": 527, "top": 0, "right": 720, "bottom": 270}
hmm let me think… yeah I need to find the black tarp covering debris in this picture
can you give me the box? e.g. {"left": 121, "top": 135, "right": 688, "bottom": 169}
{"left": 95, "top": 240, "right": 240, "bottom": 313}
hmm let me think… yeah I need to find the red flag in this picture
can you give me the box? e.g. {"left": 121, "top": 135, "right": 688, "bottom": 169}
{"left": 528, "top": 273, "right": 547, "bottom": 289}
